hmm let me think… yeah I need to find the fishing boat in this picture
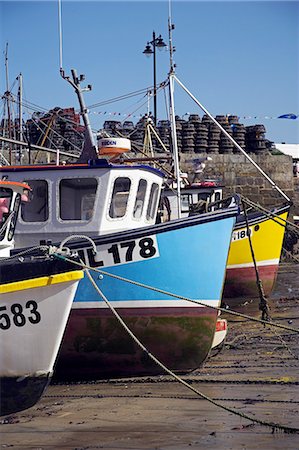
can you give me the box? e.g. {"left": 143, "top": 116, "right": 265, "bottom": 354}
{"left": 211, "top": 317, "right": 227, "bottom": 350}
{"left": 0, "top": 177, "right": 84, "bottom": 414}
{"left": 0, "top": 22, "right": 238, "bottom": 380}
{"left": 0, "top": 252, "right": 83, "bottom": 416}
{"left": 2, "top": 155, "right": 238, "bottom": 378}
{"left": 224, "top": 204, "right": 289, "bottom": 299}
{"left": 0, "top": 179, "right": 31, "bottom": 257}
{"left": 162, "top": 181, "right": 290, "bottom": 300}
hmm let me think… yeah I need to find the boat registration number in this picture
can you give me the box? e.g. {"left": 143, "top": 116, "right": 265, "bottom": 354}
{"left": 80, "top": 235, "right": 160, "bottom": 268}
{"left": 0, "top": 301, "right": 41, "bottom": 330}
{"left": 232, "top": 227, "right": 253, "bottom": 242}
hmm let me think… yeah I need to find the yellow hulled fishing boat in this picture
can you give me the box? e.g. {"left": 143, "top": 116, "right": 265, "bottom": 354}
{"left": 223, "top": 204, "right": 289, "bottom": 299}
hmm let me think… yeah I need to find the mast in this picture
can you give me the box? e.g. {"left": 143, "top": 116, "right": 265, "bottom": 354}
{"left": 4, "top": 43, "right": 13, "bottom": 163}
{"left": 59, "top": 69, "right": 97, "bottom": 152}
{"left": 17, "top": 73, "right": 23, "bottom": 163}
{"left": 58, "top": 0, "right": 97, "bottom": 159}
{"left": 17, "top": 73, "right": 23, "bottom": 143}
{"left": 168, "top": 1, "right": 182, "bottom": 218}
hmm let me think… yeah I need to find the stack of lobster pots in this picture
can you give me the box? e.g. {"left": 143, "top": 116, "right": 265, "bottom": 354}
{"left": 100, "top": 115, "right": 270, "bottom": 156}
{"left": 181, "top": 118, "right": 196, "bottom": 153}
{"left": 245, "top": 124, "right": 268, "bottom": 154}
{"left": 193, "top": 114, "right": 209, "bottom": 153}
{"left": 130, "top": 116, "right": 148, "bottom": 148}
{"left": 157, "top": 120, "right": 171, "bottom": 151}
{"left": 175, "top": 116, "right": 184, "bottom": 153}
{"left": 122, "top": 121, "right": 135, "bottom": 136}
{"left": 231, "top": 124, "right": 246, "bottom": 151}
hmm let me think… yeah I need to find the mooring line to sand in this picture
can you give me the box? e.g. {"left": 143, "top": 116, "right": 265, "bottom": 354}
{"left": 241, "top": 195, "right": 299, "bottom": 235}
{"left": 53, "top": 252, "right": 299, "bottom": 335}
{"left": 83, "top": 266, "right": 299, "bottom": 434}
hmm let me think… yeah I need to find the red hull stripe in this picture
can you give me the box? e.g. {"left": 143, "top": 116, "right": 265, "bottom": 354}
{"left": 70, "top": 306, "right": 217, "bottom": 318}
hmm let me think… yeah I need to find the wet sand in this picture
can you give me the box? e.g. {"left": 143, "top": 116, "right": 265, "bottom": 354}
{"left": 1, "top": 264, "right": 299, "bottom": 449}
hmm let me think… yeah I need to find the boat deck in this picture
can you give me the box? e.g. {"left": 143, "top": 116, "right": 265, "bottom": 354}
{"left": 1, "top": 264, "right": 299, "bottom": 449}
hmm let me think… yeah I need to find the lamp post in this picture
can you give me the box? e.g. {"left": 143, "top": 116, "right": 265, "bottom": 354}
{"left": 143, "top": 31, "right": 166, "bottom": 126}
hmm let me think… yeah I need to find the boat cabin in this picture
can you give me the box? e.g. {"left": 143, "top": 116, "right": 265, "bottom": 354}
{"left": 0, "top": 159, "right": 164, "bottom": 249}
{"left": 0, "top": 180, "right": 31, "bottom": 257}
{"left": 162, "top": 180, "right": 224, "bottom": 221}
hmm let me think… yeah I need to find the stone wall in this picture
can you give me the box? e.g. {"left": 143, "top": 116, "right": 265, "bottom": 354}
{"left": 179, "top": 152, "right": 295, "bottom": 213}
{"left": 293, "top": 177, "right": 299, "bottom": 217}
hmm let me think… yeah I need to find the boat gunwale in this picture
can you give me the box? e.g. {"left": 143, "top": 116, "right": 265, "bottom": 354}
{"left": 0, "top": 270, "right": 84, "bottom": 294}
{"left": 12, "top": 204, "right": 238, "bottom": 256}
{"left": 234, "top": 203, "right": 290, "bottom": 229}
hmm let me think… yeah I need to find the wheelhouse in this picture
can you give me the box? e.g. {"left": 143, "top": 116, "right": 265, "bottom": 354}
{"left": 0, "top": 160, "right": 164, "bottom": 249}
{"left": 162, "top": 181, "right": 224, "bottom": 221}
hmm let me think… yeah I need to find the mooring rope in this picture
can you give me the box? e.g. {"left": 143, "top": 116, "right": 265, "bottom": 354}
{"left": 241, "top": 196, "right": 299, "bottom": 235}
{"left": 53, "top": 253, "right": 299, "bottom": 335}
{"left": 282, "top": 248, "right": 299, "bottom": 263}
{"left": 241, "top": 199, "right": 271, "bottom": 322}
{"left": 7, "top": 244, "right": 297, "bottom": 430}
{"left": 83, "top": 266, "right": 299, "bottom": 434}
{"left": 270, "top": 326, "right": 299, "bottom": 361}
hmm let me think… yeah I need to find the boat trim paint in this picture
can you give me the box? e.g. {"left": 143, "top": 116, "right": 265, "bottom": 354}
{"left": 71, "top": 299, "right": 219, "bottom": 309}
{"left": 0, "top": 270, "right": 83, "bottom": 294}
{"left": 226, "top": 258, "right": 279, "bottom": 269}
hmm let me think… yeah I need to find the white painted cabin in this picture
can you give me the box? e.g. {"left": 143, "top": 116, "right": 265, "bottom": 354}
{"left": 162, "top": 181, "right": 224, "bottom": 221}
{"left": 0, "top": 159, "right": 164, "bottom": 249}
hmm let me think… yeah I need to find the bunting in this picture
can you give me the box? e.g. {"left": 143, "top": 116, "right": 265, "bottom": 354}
{"left": 89, "top": 111, "right": 299, "bottom": 120}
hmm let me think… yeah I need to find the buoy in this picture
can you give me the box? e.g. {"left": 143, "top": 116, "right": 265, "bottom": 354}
{"left": 98, "top": 138, "right": 131, "bottom": 156}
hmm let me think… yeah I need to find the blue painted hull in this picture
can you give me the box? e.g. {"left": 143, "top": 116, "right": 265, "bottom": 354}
{"left": 55, "top": 208, "right": 238, "bottom": 379}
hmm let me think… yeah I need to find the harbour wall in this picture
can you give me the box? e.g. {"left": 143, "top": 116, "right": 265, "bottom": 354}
{"left": 179, "top": 152, "right": 297, "bottom": 216}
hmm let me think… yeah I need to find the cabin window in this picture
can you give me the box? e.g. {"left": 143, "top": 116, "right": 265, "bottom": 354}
{"left": 0, "top": 188, "right": 13, "bottom": 241}
{"left": 59, "top": 178, "right": 97, "bottom": 221}
{"left": 146, "top": 183, "right": 160, "bottom": 220}
{"left": 214, "top": 192, "right": 221, "bottom": 202}
{"left": 7, "top": 194, "right": 21, "bottom": 241}
{"left": 109, "top": 177, "right": 131, "bottom": 218}
{"left": 133, "top": 179, "right": 147, "bottom": 219}
{"left": 197, "top": 193, "right": 210, "bottom": 202}
{"left": 21, "top": 180, "right": 49, "bottom": 222}
{"left": 181, "top": 194, "right": 191, "bottom": 213}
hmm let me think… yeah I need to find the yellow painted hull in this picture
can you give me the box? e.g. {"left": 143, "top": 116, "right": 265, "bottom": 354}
{"left": 223, "top": 207, "right": 289, "bottom": 299}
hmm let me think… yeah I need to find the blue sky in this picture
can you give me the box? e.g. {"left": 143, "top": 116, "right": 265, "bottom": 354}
{"left": 0, "top": 0, "right": 298, "bottom": 144}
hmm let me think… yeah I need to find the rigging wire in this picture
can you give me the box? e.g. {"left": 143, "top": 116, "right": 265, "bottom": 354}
{"left": 86, "top": 86, "right": 155, "bottom": 109}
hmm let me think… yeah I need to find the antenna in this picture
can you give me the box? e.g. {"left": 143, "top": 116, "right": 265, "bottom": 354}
{"left": 168, "top": 0, "right": 175, "bottom": 75}
{"left": 167, "top": 0, "right": 181, "bottom": 217}
{"left": 58, "top": 0, "right": 64, "bottom": 75}
{"left": 3, "top": 43, "right": 13, "bottom": 163}
{"left": 5, "top": 43, "right": 10, "bottom": 92}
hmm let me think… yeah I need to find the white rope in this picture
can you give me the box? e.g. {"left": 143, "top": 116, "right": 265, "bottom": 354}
{"left": 53, "top": 252, "right": 299, "bottom": 335}
{"left": 84, "top": 267, "right": 299, "bottom": 433}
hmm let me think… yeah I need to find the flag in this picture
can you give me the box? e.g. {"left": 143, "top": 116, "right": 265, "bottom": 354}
{"left": 277, "top": 113, "right": 298, "bottom": 120}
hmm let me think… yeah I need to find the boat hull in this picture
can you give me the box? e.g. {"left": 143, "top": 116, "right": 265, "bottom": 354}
{"left": 54, "top": 208, "right": 238, "bottom": 379}
{"left": 0, "top": 266, "right": 83, "bottom": 416}
{"left": 0, "top": 374, "right": 51, "bottom": 417}
{"left": 55, "top": 306, "right": 216, "bottom": 379}
{"left": 223, "top": 207, "right": 289, "bottom": 299}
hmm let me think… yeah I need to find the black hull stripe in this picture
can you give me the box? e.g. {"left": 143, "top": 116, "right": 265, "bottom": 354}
{"left": 235, "top": 203, "right": 290, "bottom": 229}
